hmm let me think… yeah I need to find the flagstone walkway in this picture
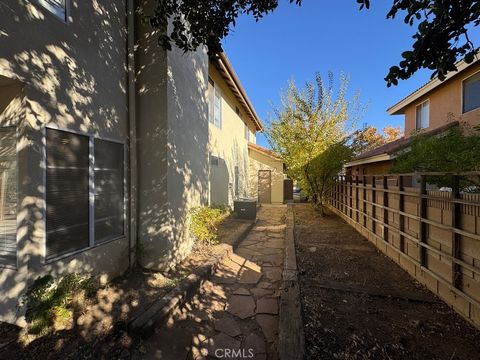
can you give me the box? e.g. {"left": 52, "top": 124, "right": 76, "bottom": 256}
{"left": 139, "top": 205, "right": 287, "bottom": 360}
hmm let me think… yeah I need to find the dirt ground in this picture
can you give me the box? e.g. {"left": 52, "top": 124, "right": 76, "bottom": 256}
{"left": 294, "top": 203, "right": 480, "bottom": 360}
{"left": 0, "top": 247, "right": 227, "bottom": 360}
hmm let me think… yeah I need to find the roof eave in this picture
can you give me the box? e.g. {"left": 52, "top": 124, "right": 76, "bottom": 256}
{"left": 214, "top": 53, "right": 264, "bottom": 132}
{"left": 345, "top": 153, "right": 393, "bottom": 168}
{"left": 387, "top": 57, "right": 478, "bottom": 115}
{"left": 248, "top": 144, "right": 282, "bottom": 161}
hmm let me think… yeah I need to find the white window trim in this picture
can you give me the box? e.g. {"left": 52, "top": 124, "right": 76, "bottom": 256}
{"left": 42, "top": 125, "right": 126, "bottom": 264}
{"left": 214, "top": 87, "right": 222, "bottom": 128}
{"left": 415, "top": 99, "right": 430, "bottom": 130}
{"left": 209, "top": 80, "right": 222, "bottom": 129}
{"left": 0, "top": 126, "right": 18, "bottom": 270}
{"left": 244, "top": 122, "right": 250, "bottom": 142}
{"left": 34, "top": 0, "right": 70, "bottom": 23}
{"left": 461, "top": 69, "right": 480, "bottom": 115}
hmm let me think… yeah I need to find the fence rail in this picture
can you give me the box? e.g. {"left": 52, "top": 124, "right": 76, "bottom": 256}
{"left": 328, "top": 172, "right": 480, "bottom": 328}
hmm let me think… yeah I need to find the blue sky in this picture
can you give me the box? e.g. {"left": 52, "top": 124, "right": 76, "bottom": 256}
{"left": 222, "top": 1, "right": 477, "bottom": 148}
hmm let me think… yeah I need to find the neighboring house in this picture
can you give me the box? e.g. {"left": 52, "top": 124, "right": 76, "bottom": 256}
{"left": 0, "top": 0, "right": 278, "bottom": 325}
{"left": 347, "top": 57, "right": 480, "bottom": 175}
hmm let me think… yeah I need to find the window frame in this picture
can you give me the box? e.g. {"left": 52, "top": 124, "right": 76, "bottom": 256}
{"left": 415, "top": 99, "right": 430, "bottom": 130}
{"left": 34, "top": 0, "right": 70, "bottom": 23}
{"left": 210, "top": 154, "right": 219, "bottom": 167}
{"left": 208, "top": 78, "right": 222, "bottom": 129}
{"left": 244, "top": 122, "right": 250, "bottom": 142}
{"left": 0, "top": 126, "right": 18, "bottom": 270}
{"left": 461, "top": 70, "right": 480, "bottom": 114}
{"left": 43, "top": 125, "right": 126, "bottom": 263}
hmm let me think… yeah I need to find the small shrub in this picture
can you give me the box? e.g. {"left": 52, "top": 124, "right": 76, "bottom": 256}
{"left": 189, "top": 205, "right": 230, "bottom": 245}
{"left": 20, "top": 273, "right": 97, "bottom": 334}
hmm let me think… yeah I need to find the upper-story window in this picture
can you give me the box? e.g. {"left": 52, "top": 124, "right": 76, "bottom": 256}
{"left": 36, "top": 0, "right": 68, "bottom": 22}
{"left": 463, "top": 72, "right": 480, "bottom": 113}
{"left": 244, "top": 122, "right": 250, "bottom": 141}
{"left": 208, "top": 77, "right": 222, "bottom": 128}
{"left": 415, "top": 100, "right": 429, "bottom": 130}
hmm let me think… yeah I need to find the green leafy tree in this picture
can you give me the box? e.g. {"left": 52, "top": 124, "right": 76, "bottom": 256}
{"left": 390, "top": 126, "right": 480, "bottom": 189}
{"left": 308, "top": 141, "right": 354, "bottom": 215}
{"left": 266, "top": 72, "right": 364, "bottom": 213}
{"left": 145, "top": 0, "right": 479, "bottom": 85}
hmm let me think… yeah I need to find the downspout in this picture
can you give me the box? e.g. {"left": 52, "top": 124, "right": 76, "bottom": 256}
{"left": 126, "top": 0, "right": 138, "bottom": 269}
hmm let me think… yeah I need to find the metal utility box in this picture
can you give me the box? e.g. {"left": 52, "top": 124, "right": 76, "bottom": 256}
{"left": 234, "top": 199, "right": 257, "bottom": 220}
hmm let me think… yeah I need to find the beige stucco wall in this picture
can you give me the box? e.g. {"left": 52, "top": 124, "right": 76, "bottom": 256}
{"left": 208, "top": 64, "right": 256, "bottom": 207}
{"left": 0, "top": 0, "right": 130, "bottom": 324}
{"left": 348, "top": 160, "right": 394, "bottom": 176}
{"left": 248, "top": 149, "right": 284, "bottom": 204}
{"left": 136, "top": 0, "right": 209, "bottom": 270}
{"left": 403, "top": 62, "right": 480, "bottom": 136}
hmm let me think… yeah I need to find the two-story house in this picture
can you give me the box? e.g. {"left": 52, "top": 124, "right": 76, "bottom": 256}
{"left": 207, "top": 53, "right": 285, "bottom": 207}
{"left": 0, "top": 0, "right": 283, "bottom": 325}
{"left": 346, "top": 57, "right": 480, "bottom": 175}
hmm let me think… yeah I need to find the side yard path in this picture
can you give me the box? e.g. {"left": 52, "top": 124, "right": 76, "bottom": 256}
{"left": 138, "top": 205, "right": 287, "bottom": 360}
{"left": 295, "top": 203, "right": 480, "bottom": 360}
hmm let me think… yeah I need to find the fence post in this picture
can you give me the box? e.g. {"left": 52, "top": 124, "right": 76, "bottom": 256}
{"left": 372, "top": 175, "right": 376, "bottom": 235}
{"left": 419, "top": 175, "right": 427, "bottom": 267}
{"left": 341, "top": 176, "right": 345, "bottom": 214}
{"left": 363, "top": 175, "right": 367, "bottom": 228}
{"left": 451, "top": 175, "right": 461, "bottom": 289}
{"left": 349, "top": 175, "right": 353, "bottom": 219}
{"left": 333, "top": 179, "right": 337, "bottom": 209}
{"left": 355, "top": 176, "right": 359, "bottom": 222}
{"left": 398, "top": 175, "right": 405, "bottom": 253}
{"left": 383, "top": 175, "right": 389, "bottom": 243}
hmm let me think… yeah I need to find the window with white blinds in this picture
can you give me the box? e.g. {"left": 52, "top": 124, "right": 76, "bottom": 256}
{"left": 0, "top": 128, "right": 17, "bottom": 267}
{"left": 46, "top": 129, "right": 90, "bottom": 259}
{"left": 46, "top": 129, "right": 125, "bottom": 259}
{"left": 208, "top": 77, "right": 222, "bottom": 128}
{"left": 94, "top": 139, "right": 124, "bottom": 244}
{"left": 36, "top": 0, "right": 68, "bottom": 21}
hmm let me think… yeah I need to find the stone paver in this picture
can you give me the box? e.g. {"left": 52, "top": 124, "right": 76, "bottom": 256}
{"left": 226, "top": 295, "right": 256, "bottom": 319}
{"left": 142, "top": 205, "right": 287, "bottom": 359}
{"left": 243, "top": 333, "right": 266, "bottom": 356}
{"left": 238, "top": 268, "right": 263, "bottom": 284}
{"left": 256, "top": 314, "right": 279, "bottom": 342}
{"left": 232, "top": 287, "right": 251, "bottom": 296}
{"left": 250, "top": 287, "right": 273, "bottom": 299}
{"left": 206, "top": 333, "right": 241, "bottom": 356}
{"left": 214, "top": 317, "right": 242, "bottom": 337}
{"left": 256, "top": 297, "right": 278, "bottom": 315}
{"left": 264, "top": 266, "right": 282, "bottom": 281}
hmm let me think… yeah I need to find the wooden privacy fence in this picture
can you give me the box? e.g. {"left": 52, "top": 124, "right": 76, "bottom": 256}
{"left": 327, "top": 172, "right": 480, "bottom": 328}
